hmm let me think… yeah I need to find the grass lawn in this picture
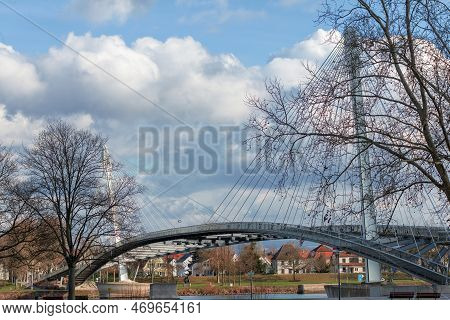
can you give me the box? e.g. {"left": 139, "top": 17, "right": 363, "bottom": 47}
{"left": 172, "top": 273, "right": 426, "bottom": 290}
{"left": 0, "top": 284, "right": 31, "bottom": 292}
{"left": 0, "top": 283, "right": 33, "bottom": 300}
{"left": 182, "top": 273, "right": 354, "bottom": 288}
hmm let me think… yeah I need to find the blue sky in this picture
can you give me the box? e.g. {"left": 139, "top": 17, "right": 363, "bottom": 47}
{"left": 0, "top": 0, "right": 321, "bottom": 65}
{"left": 0, "top": 0, "right": 338, "bottom": 230}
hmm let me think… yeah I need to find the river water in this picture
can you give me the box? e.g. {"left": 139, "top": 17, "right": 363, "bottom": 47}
{"left": 180, "top": 293, "right": 328, "bottom": 300}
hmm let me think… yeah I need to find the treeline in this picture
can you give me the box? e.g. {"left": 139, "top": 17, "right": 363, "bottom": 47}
{"left": 197, "top": 243, "right": 267, "bottom": 284}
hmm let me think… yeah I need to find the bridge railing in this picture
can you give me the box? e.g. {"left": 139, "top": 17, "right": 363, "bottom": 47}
{"left": 37, "top": 222, "right": 449, "bottom": 284}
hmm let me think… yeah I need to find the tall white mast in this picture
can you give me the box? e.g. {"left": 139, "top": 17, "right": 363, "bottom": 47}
{"left": 344, "top": 28, "right": 381, "bottom": 283}
{"left": 103, "top": 145, "right": 129, "bottom": 282}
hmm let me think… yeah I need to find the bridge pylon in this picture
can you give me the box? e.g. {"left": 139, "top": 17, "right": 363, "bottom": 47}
{"left": 344, "top": 28, "right": 381, "bottom": 283}
{"left": 103, "top": 145, "right": 129, "bottom": 282}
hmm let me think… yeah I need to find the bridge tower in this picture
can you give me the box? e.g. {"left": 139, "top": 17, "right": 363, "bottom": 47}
{"left": 103, "top": 145, "right": 129, "bottom": 282}
{"left": 344, "top": 28, "right": 381, "bottom": 283}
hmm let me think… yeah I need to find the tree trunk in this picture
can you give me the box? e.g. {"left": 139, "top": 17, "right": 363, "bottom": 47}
{"left": 292, "top": 262, "right": 296, "bottom": 281}
{"left": 216, "top": 266, "right": 220, "bottom": 284}
{"left": 67, "top": 265, "right": 76, "bottom": 300}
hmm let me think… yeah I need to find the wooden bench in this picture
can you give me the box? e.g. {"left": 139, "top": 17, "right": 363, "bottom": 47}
{"left": 389, "top": 292, "right": 415, "bottom": 299}
{"left": 416, "top": 292, "right": 441, "bottom": 299}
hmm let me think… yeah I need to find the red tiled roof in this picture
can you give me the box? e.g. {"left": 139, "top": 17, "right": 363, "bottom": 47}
{"left": 315, "top": 252, "right": 333, "bottom": 259}
{"left": 168, "top": 253, "right": 185, "bottom": 261}
{"left": 273, "top": 244, "right": 310, "bottom": 261}
{"left": 298, "top": 249, "right": 310, "bottom": 259}
{"left": 312, "top": 244, "right": 333, "bottom": 253}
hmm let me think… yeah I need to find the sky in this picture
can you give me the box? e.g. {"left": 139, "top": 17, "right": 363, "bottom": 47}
{"left": 0, "top": 0, "right": 339, "bottom": 232}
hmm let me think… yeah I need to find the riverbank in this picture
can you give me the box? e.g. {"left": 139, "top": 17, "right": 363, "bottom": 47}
{"left": 0, "top": 272, "right": 429, "bottom": 299}
{"left": 178, "top": 284, "right": 325, "bottom": 296}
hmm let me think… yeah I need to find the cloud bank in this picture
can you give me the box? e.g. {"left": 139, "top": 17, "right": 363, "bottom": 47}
{"left": 0, "top": 29, "right": 337, "bottom": 226}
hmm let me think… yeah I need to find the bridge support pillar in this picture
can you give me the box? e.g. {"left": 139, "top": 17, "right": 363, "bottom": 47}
{"left": 118, "top": 261, "right": 129, "bottom": 282}
{"left": 344, "top": 28, "right": 381, "bottom": 283}
{"left": 365, "top": 259, "right": 381, "bottom": 283}
{"left": 103, "top": 145, "right": 129, "bottom": 282}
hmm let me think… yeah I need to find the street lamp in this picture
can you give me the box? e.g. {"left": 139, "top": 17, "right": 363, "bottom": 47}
{"left": 248, "top": 271, "right": 254, "bottom": 300}
{"left": 333, "top": 248, "right": 341, "bottom": 300}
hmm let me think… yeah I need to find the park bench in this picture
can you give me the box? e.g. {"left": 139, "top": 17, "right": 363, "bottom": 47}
{"left": 416, "top": 292, "right": 441, "bottom": 299}
{"left": 389, "top": 292, "right": 414, "bottom": 299}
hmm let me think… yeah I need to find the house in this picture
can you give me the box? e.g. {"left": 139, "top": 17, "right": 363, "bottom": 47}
{"left": 259, "top": 255, "right": 273, "bottom": 274}
{"left": 338, "top": 252, "right": 365, "bottom": 274}
{"left": 191, "top": 259, "right": 215, "bottom": 276}
{"left": 271, "top": 244, "right": 311, "bottom": 275}
{"left": 173, "top": 254, "right": 192, "bottom": 277}
{"left": 143, "top": 257, "right": 170, "bottom": 277}
{"left": 142, "top": 253, "right": 194, "bottom": 278}
{"left": 310, "top": 245, "right": 366, "bottom": 274}
{"left": 310, "top": 244, "right": 334, "bottom": 264}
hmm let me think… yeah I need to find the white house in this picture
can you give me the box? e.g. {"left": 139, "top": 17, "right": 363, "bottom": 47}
{"left": 271, "top": 245, "right": 311, "bottom": 275}
{"left": 173, "top": 254, "right": 192, "bottom": 277}
{"left": 338, "top": 252, "right": 365, "bottom": 274}
{"left": 0, "top": 264, "right": 9, "bottom": 281}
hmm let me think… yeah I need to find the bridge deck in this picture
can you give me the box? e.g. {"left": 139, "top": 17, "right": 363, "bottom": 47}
{"left": 37, "top": 222, "right": 449, "bottom": 286}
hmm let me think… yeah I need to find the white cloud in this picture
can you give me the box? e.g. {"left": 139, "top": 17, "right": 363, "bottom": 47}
{"left": 276, "top": 29, "right": 340, "bottom": 61}
{"left": 37, "top": 33, "right": 161, "bottom": 119}
{"left": 0, "top": 30, "right": 337, "bottom": 217}
{"left": 0, "top": 28, "right": 337, "bottom": 146}
{"left": 63, "top": 113, "right": 95, "bottom": 130}
{"left": 71, "top": 0, "right": 153, "bottom": 23}
{"left": 265, "top": 29, "right": 341, "bottom": 87}
{"left": 0, "top": 104, "right": 94, "bottom": 146}
{"left": 0, "top": 29, "right": 337, "bottom": 140}
{"left": 265, "top": 57, "right": 308, "bottom": 88}
{"left": 0, "top": 105, "right": 44, "bottom": 145}
{"left": 33, "top": 33, "right": 263, "bottom": 124}
{"left": 0, "top": 43, "right": 44, "bottom": 105}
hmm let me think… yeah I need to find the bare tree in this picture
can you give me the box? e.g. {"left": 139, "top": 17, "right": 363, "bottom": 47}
{"left": 163, "top": 256, "right": 175, "bottom": 281}
{"left": 199, "top": 246, "right": 235, "bottom": 284}
{"left": 279, "top": 243, "right": 302, "bottom": 280}
{"left": 3, "top": 220, "right": 61, "bottom": 285}
{"left": 0, "top": 145, "right": 38, "bottom": 260}
{"left": 18, "top": 121, "right": 140, "bottom": 299}
{"left": 246, "top": 0, "right": 449, "bottom": 227}
{"left": 314, "top": 255, "right": 331, "bottom": 273}
{"left": 239, "top": 243, "right": 264, "bottom": 274}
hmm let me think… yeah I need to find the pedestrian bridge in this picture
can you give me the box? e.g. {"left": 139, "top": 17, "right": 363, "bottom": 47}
{"left": 36, "top": 34, "right": 450, "bottom": 288}
{"left": 40, "top": 222, "right": 449, "bottom": 286}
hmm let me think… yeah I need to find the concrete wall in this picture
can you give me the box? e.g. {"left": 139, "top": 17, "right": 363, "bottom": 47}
{"left": 149, "top": 283, "right": 178, "bottom": 300}
{"left": 325, "top": 284, "right": 450, "bottom": 298}
{"left": 97, "top": 283, "right": 150, "bottom": 299}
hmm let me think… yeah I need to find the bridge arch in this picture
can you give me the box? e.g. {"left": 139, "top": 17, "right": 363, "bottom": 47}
{"left": 61, "top": 222, "right": 448, "bottom": 285}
